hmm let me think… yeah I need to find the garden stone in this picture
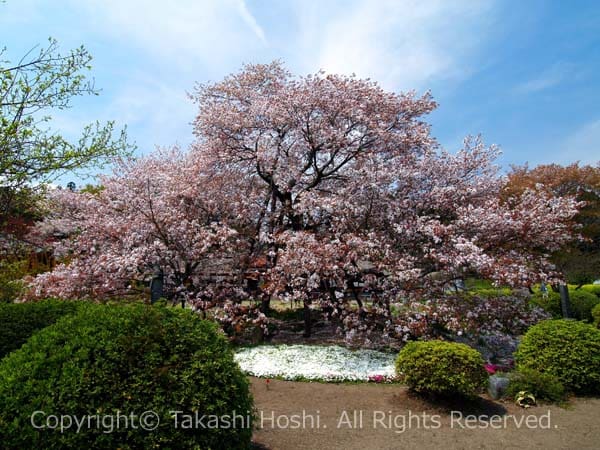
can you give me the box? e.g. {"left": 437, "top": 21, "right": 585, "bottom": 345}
{"left": 488, "top": 374, "right": 510, "bottom": 400}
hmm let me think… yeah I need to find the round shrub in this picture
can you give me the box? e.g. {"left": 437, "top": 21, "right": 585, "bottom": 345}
{"left": 570, "top": 290, "right": 600, "bottom": 322}
{"left": 581, "top": 284, "right": 600, "bottom": 298}
{"left": 593, "top": 303, "right": 600, "bottom": 327}
{"left": 505, "top": 368, "right": 566, "bottom": 403}
{"left": 0, "top": 303, "right": 253, "bottom": 449}
{"left": 515, "top": 319, "right": 600, "bottom": 394}
{"left": 395, "top": 340, "right": 487, "bottom": 397}
{"left": 0, "top": 299, "right": 81, "bottom": 359}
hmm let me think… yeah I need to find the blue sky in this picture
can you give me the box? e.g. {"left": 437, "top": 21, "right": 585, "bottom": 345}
{"left": 1, "top": 0, "right": 599, "bottom": 186}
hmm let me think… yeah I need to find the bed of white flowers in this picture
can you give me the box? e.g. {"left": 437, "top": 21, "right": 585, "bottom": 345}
{"left": 234, "top": 344, "right": 397, "bottom": 382}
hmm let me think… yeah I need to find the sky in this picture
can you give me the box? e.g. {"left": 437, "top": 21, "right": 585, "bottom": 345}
{"left": 1, "top": 0, "right": 599, "bottom": 186}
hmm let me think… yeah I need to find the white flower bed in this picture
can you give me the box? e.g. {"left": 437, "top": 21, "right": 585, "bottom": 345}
{"left": 234, "top": 344, "right": 396, "bottom": 382}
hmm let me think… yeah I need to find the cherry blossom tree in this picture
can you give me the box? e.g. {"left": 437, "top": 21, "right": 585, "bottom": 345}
{"left": 190, "top": 62, "right": 580, "bottom": 337}
{"left": 25, "top": 62, "right": 580, "bottom": 344}
{"left": 25, "top": 147, "right": 242, "bottom": 304}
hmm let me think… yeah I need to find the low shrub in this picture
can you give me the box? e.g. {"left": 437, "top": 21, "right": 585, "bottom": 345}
{"left": 505, "top": 368, "right": 566, "bottom": 403}
{"left": 0, "top": 303, "right": 254, "bottom": 449}
{"left": 395, "top": 340, "right": 487, "bottom": 397}
{"left": 580, "top": 284, "right": 600, "bottom": 298}
{"left": 530, "top": 291, "right": 562, "bottom": 318}
{"left": 530, "top": 289, "right": 600, "bottom": 322}
{"left": 515, "top": 319, "right": 600, "bottom": 394}
{"left": 592, "top": 303, "right": 600, "bottom": 327}
{"left": 466, "top": 287, "right": 513, "bottom": 298}
{"left": 0, "top": 299, "right": 80, "bottom": 359}
{"left": 571, "top": 290, "right": 600, "bottom": 322}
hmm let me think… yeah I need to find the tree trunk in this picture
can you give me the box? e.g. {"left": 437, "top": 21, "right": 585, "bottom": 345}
{"left": 260, "top": 295, "right": 271, "bottom": 314}
{"left": 351, "top": 286, "right": 366, "bottom": 319}
{"left": 303, "top": 300, "right": 312, "bottom": 337}
{"left": 559, "top": 284, "right": 572, "bottom": 318}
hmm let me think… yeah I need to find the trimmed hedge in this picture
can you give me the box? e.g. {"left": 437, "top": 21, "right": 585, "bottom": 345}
{"left": 593, "top": 303, "right": 600, "bottom": 327}
{"left": 395, "top": 340, "right": 487, "bottom": 397}
{"left": 531, "top": 289, "right": 600, "bottom": 322}
{"left": 515, "top": 319, "right": 600, "bottom": 394}
{"left": 580, "top": 285, "right": 600, "bottom": 298}
{"left": 0, "top": 299, "right": 81, "bottom": 359}
{"left": 0, "top": 303, "right": 254, "bottom": 449}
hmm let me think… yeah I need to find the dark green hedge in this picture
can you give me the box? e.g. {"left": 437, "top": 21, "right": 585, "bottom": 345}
{"left": 0, "top": 303, "right": 254, "bottom": 449}
{"left": 531, "top": 289, "right": 600, "bottom": 322}
{"left": 0, "top": 299, "right": 81, "bottom": 359}
{"left": 592, "top": 303, "right": 600, "bottom": 327}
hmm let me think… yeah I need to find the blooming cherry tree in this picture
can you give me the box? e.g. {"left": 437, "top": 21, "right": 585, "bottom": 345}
{"left": 25, "top": 147, "right": 240, "bottom": 303}
{"left": 26, "top": 62, "right": 580, "bottom": 344}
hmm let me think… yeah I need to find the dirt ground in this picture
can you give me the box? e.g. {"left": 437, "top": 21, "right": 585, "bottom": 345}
{"left": 249, "top": 377, "right": 600, "bottom": 450}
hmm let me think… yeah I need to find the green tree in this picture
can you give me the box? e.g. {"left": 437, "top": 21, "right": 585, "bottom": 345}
{"left": 0, "top": 38, "right": 133, "bottom": 221}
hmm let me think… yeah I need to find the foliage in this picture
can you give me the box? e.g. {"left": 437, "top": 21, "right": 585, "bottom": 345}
{"left": 25, "top": 62, "right": 580, "bottom": 341}
{"left": 504, "top": 163, "right": 600, "bottom": 284}
{"left": 0, "top": 38, "right": 132, "bottom": 190}
{"left": 505, "top": 368, "right": 566, "bottom": 403}
{"left": 0, "top": 259, "right": 27, "bottom": 303}
{"left": 570, "top": 290, "right": 600, "bottom": 322}
{"left": 515, "top": 319, "right": 600, "bottom": 394}
{"left": 0, "top": 186, "right": 46, "bottom": 255}
{"left": 393, "top": 295, "right": 549, "bottom": 342}
{"left": 529, "top": 291, "right": 561, "bottom": 318}
{"left": 580, "top": 284, "right": 600, "bottom": 298}
{"left": 592, "top": 303, "right": 600, "bottom": 327}
{"left": 0, "top": 299, "right": 80, "bottom": 358}
{"left": 531, "top": 289, "right": 600, "bottom": 321}
{"left": 1, "top": 36, "right": 132, "bottom": 276}
{"left": 395, "top": 340, "right": 487, "bottom": 397}
{"left": 0, "top": 303, "right": 253, "bottom": 449}
{"left": 466, "top": 287, "right": 513, "bottom": 298}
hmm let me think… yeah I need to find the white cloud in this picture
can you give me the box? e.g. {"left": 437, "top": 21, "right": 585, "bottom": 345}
{"left": 287, "top": 0, "right": 496, "bottom": 91}
{"left": 514, "top": 62, "right": 577, "bottom": 94}
{"left": 4, "top": 0, "right": 500, "bottom": 173}
{"left": 66, "top": 0, "right": 496, "bottom": 90}
{"left": 71, "top": 0, "right": 268, "bottom": 75}
{"left": 236, "top": 0, "right": 268, "bottom": 45}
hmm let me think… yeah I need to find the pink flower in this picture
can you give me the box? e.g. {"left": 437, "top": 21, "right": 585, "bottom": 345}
{"left": 484, "top": 363, "right": 498, "bottom": 375}
{"left": 369, "top": 374, "right": 385, "bottom": 383}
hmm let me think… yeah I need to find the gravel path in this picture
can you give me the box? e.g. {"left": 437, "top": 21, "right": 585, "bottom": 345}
{"left": 250, "top": 377, "right": 600, "bottom": 450}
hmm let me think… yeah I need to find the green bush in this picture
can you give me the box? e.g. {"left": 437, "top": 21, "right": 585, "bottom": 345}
{"left": 530, "top": 289, "right": 600, "bottom": 322}
{"left": 0, "top": 299, "right": 81, "bottom": 359}
{"left": 579, "top": 285, "right": 600, "bottom": 298}
{"left": 530, "top": 290, "right": 562, "bottom": 318}
{"left": 515, "top": 319, "right": 600, "bottom": 394}
{"left": 467, "top": 287, "right": 513, "bottom": 298}
{"left": 396, "top": 340, "right": 487, "bottom": 397}
{"left": 0, "top": 260, "right": 28, "bottom": 303}
{"left": 571, "top": 290, "right": 600, "bottom": 322}
{"left": 505, "top": 368, "right": 566, "bottom": 403}
{"left": 592, "top": 303, "right": 600, "bottom": 327}
{"left": 0, "top": 304, "right": 254, "bottom": 449}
